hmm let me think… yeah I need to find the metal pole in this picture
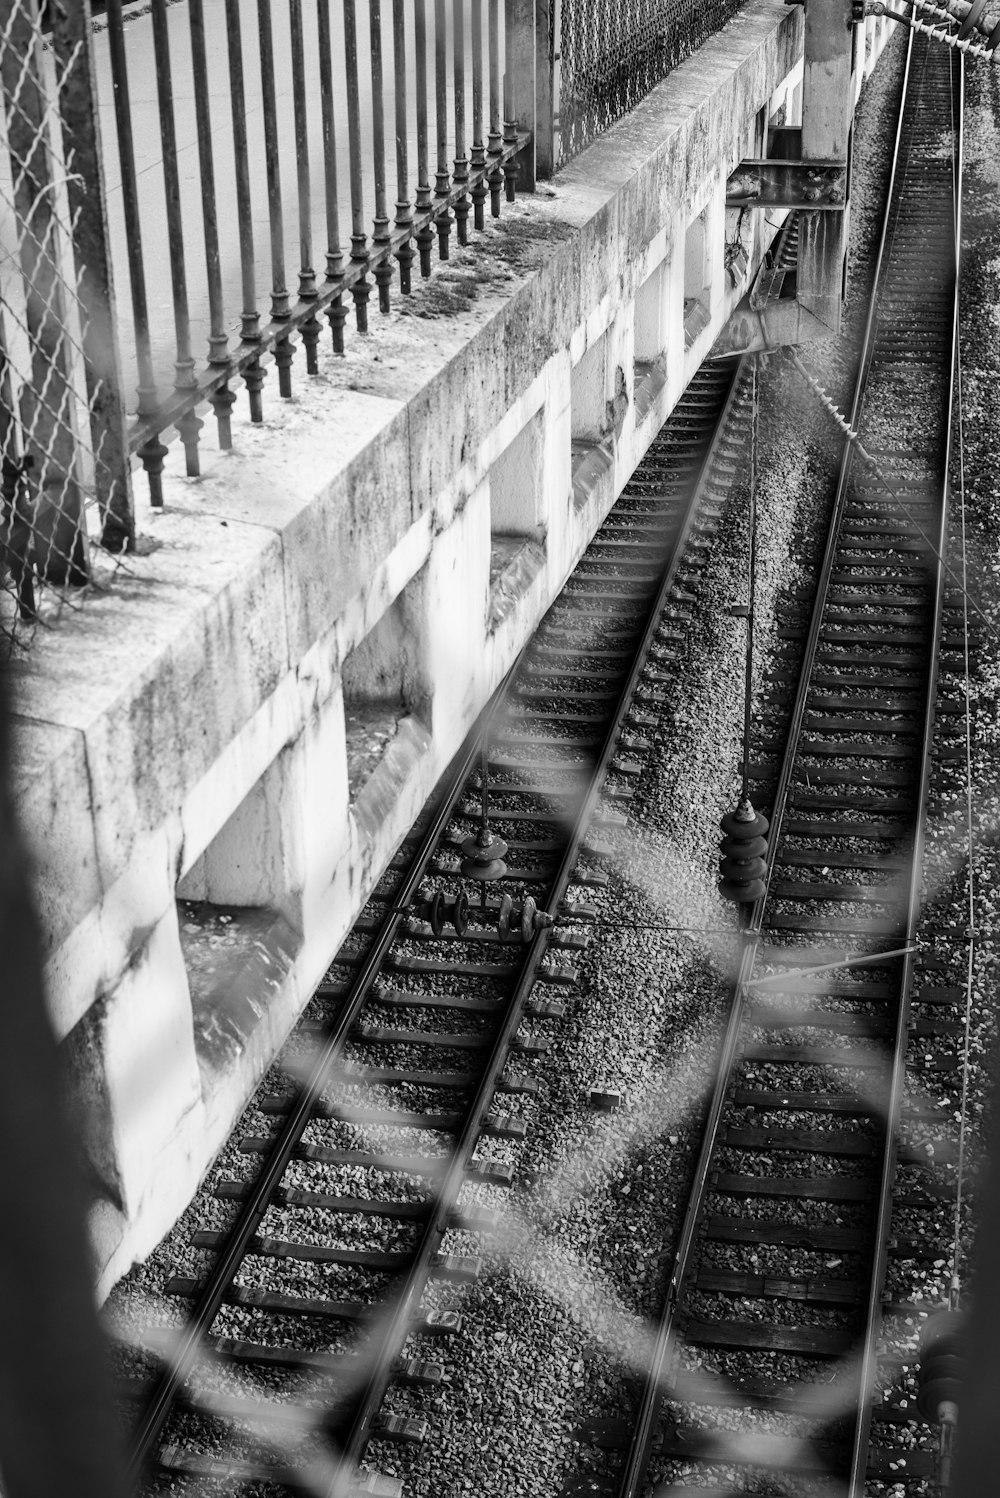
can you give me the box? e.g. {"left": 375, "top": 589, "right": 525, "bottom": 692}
{"left": 224, "top": 0, "right": 263, "bottom": 420}
{"left": 258, "top": 0, "right": 294, "bottom": 391}
{"left": 225, "top": 0, "right": 260, "bottom": 347}
{"left": 317, "top": 0, "right": 347, "bottom": 348}
{"left": 504, "top": 0, "right": 536, "bottom": 191}
{"left": 343, "top": 0, "right": 372, "bottom": 329}
{"left": 470, "top": 0, "right": 487, "bottom": 228}
{"left": 487, "top": 0, "right": 503, "bottom": 214}
{"left": 434, "top": 0, "right": 453, "bottom": 256}
{"left": 369, "top": 0, "right": 394, "bottom": 310}
{"left": 534, "top": 0, "right": 553, "bottom": 177}
{"left": 151, "top": 0, "right": 200, "bottom": 470}
{"left": 189, "top": 0, "right": 234, "bottom": 445}
{"left": 453, "top": 0, "right": 470, "bottom": 242}
{"left": 106, "top": 0, "right": 165, "bottom": 501}
{"left": 413, "top": 0, "right": 435, "bottom": 273}
{"left": 392, "top": 0, "right": 415, "bottom": 291}
{"left": 289, "top": 0, "right": 321, "bottom": 370}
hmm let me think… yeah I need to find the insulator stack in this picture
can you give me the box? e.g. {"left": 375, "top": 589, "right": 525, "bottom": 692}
{"left": 496, "top": 892, "right": 554, "bottom": 943}
{"left": 718, "top": 797, "right": 769, "bottom": 903}
{"left": 460, "top": 826, "right": 509, "bottom": 887}
{"left": 414, "top": 888, "right": 470, "bottom": 937}
{"left": 916, "top": 1308, "right": 966, "bottom": 1426}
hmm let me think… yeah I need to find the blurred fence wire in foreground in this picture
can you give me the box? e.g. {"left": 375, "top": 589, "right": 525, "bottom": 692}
{"left": 0, "top": 654, "right": 129, "bottom": 1498}
{"left": 0, "top": 0, "right": 134, "bottom": 642}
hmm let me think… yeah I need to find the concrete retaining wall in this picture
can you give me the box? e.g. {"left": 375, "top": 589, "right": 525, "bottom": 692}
{"left": 10, "top": 1, "right": 892, "bottom": 1295}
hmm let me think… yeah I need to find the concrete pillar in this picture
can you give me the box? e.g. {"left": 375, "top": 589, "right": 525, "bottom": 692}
{"left": 65, "top": 902, "right": 205, "bottom": 1290}
{"left": 544, "top": 349, "right": 575, "bottom": 579}
{"left": 705, "top": 182, "right": 726, "bottom": 322}
{"left": 684, "top": 208, "right": 710, "bottom": 298}
{"left": 571, "top": 332, "right": 609, "bottom": 441}
{"left": 634, "top": 258, "right": 668, "bottom": 364}
{"left": 181, "top": 665, "right": 352, "bottom": 940}
{"left": 290, "top": 678, "right": 351, "bottom": 946}
{"left": 606, "top": 305, "right": 634, "bottom": 493}
{"left": 426, "top": 480, "right": 492, "bottom": 741}
{"left": 491, "top": 406, "right": 547, "bottom": 535}
{"left": 664, "top": 235, "right": 687, "bottom": 406}
{"left": 177, "top": 755, "right": 298, "bottom": 910}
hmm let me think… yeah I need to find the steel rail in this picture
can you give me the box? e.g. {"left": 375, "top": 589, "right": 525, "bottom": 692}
{"left": 614, "top": 35, "right": 927, "bottom": 1493}
{"left": 125, "top": 672, "right": 524, "bottom": 1486}
{"left": 743, "top": 26, "right": 916, "bottom": 933}
{"left": 846, "top": 36, "right": 962, "bottom": 1494}
{"left": 615, "top": 787, "right": 760, "bottom": 1487}
{"left": 328, "top": 359, "right": 747, "bottom": 1497}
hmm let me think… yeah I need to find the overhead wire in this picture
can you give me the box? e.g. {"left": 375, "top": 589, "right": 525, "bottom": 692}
{"left": 783, "top": 346, "right": 1000, "bottom": 647}
{"left": 874, "top": 0, "right": 999, "bottom": 59}
{"left": 741, "top": 356, "right": 758, "bottom": 802}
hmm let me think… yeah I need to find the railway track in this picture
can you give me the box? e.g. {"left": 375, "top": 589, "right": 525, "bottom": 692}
{"left": 569, "top": 28, "right": 966, "bottom": 1498}
{"left": 119, "top": 355, "right": 761, "bottom": 1496}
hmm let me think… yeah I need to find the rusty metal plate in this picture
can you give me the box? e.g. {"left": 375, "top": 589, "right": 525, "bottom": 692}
{"left": 726, "top": 158, "right": 848, "bottom": 209}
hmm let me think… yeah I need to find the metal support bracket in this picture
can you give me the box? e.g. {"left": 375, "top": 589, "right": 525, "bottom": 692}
{"left": 709, "top": 295, "right": 837, "bottom": 358}
{"left": 726, "top": 159, "right": 848, "bottom": 209}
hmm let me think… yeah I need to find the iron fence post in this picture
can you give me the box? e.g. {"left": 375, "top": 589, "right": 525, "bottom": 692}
{"left": 50, "top": 0, "right": 135, "bottom": 553}
{"left": 504, "top": 0, "right": 537, "bottom": 190}
{"left": 535, "top": 0, "right": 554, "bottom": 177}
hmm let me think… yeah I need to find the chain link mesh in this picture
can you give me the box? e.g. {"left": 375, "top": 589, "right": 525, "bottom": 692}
{"left": 0, "top": 0, "right": 132, "bottom": 647}
{"left": 555, "top": 0, "right": 750, "bottom": 166}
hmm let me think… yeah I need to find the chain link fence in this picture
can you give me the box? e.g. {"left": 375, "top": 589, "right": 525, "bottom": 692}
{"left": 0, "top": 0, "right": 133, "bottom": 647}
{"left": 555, "top": 0, "right": 750, "bottom": 166}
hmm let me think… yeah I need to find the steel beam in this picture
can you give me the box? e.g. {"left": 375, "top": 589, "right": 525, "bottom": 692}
{"left": 505, "top": 0, "right": 536, "bottom": 189}
{"left": 803, "top": 0, "right": 856, "bottom": 159}
{"left": 726, "top": 158, "right": 848, "bottom": 208}
{"left": 718, "top": 0, "right": 857, "bottom": 353}
{"left": 798, "top": 0, "right": 856, "bottom": 332}
{"left": 709, "top": 293, "right": 836, "bottom": 358}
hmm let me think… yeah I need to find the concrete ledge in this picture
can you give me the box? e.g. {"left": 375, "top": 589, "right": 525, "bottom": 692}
{"left": 13, "top": 0, "right": 833, "bottom": 1294}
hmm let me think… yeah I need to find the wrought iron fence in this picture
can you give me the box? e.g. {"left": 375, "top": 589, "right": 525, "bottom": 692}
{"left": 100, "top": 0, "right": 533, "bottom": 505}
{"left": 1, "top": 0, "right": 752, "bottom": 641}
{"left": 0, "top": 0, "right": 534, "bottom": 639}
{"left": 554, "top": 0, "right": 750, "bottom": 165}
